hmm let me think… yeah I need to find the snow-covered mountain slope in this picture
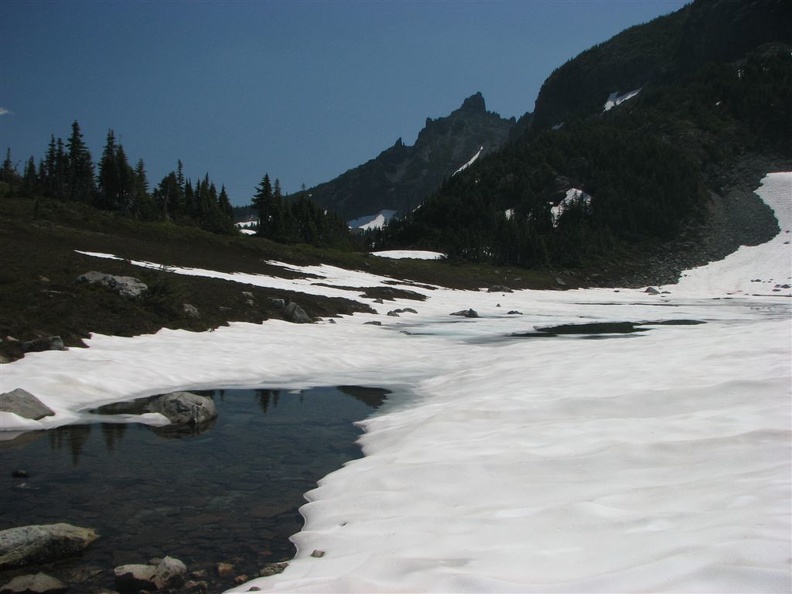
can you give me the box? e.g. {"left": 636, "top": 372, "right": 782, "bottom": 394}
{"left": 2, "top": 177, "right": 789, "bottom": 593}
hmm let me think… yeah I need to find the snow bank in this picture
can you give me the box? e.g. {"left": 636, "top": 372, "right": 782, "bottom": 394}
{"left": 370, "top": 250, "right": 445, "bottom": 260}
{"left": 1, "top": 176, "right": 790, "bottom": 593}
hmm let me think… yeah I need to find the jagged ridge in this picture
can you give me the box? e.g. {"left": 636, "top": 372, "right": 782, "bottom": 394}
{"left": 303, "top": 92, "right": 515, "bottom": 221}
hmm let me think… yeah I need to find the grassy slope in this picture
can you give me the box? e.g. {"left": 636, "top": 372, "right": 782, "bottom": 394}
{"left": 0, "top": 190, "right": 570, "bottom": 362}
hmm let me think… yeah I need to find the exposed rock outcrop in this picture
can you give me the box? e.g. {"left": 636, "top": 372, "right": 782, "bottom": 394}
{"left": 76, "top": 271, "right": 148, "bottom": 299}
{"left": 305, "top": 92, "right": 516, "bottom": 220}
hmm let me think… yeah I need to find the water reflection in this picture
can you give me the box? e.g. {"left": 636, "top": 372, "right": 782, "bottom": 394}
{"left": 48, "top": 425, "right": 93, "bottom": 466}
{"left": 0, "top": 386, "right": 389, "bottom": 592}
{"left": 256, "top": 389, "right": 281, "bottom": 414}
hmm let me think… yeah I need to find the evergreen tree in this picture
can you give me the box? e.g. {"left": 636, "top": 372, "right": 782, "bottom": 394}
{"left": 252, "top": 174, "right": 275, "bottom": 237}
{"left": 0, "top": 148, "right": 18, "bottom": 185}
{"left": 53, "top": 138, "right": 68, "bottom": 200}
{"left": 66, "top": 121, "right": 94, "bottom": 202}
{"left": 218, "top": 185, "right": 233, "bottom": 218}
{"left": 133, "top": 159, "right": 158, "bottom": 220}
{"left": 21, "top": 156, "right": 38, "bottom": 196}
{"left": 97, "top": 129, "right": 134, "bottom": 212}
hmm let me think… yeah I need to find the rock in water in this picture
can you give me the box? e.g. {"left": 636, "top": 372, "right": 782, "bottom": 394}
{"left": 114, "top": 556, "right": 186, "bottom": 594}
{"left": 113, "top": 564, "right": 158, "bottom": 594}
{"left": 145, "top": 392, "right": 217, "bottom": 425}
{"left": 0, "top": 572, "right": 68, "bottom": 594}
{"left": 0, "top": 524, "right": 98, "bottom": 569}
{"left": 0, "top": 389, "right": 55, "bottom": 420}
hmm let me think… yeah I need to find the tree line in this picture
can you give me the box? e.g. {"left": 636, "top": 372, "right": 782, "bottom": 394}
{"left": 1, "top": 121, "right": 236, "bottom": 234}
{"left": 1, "top": 121, "right": 355, "bottom": 246}
{"left": 252, "top": 174, "right": 351, "bottom": 247}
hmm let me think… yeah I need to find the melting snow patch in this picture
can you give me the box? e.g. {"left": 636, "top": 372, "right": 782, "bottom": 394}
{"left": 604, "top": 88, "right": 642, "bottom": 112}
{"left": 551, "top": 188, "right": 592, "bottom": 227}
{"left": 452, "top": 146, "right": 484, "bottom": 176}
{"left": 370, "top": 250, "right": 444, "bottom": 260}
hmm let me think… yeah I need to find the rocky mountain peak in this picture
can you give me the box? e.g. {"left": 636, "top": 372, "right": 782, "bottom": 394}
{"left": 459, "top": 92, "right": 486, "bottom": 114}
{"left": 302, "top": 93, "right": 516, "bottom": 221}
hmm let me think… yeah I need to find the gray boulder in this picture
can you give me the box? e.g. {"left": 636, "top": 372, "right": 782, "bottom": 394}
{"left": 20, "top": 336, "right": 64, "bottom": 353}
{"left": 114, "top": 556, "right": 186, "bottom": 594}
{"left": 0, "top": 572, "right": 67, "bottom": 594}
{"left": 0, "top": 389, "right": 55, "bottom": 420}
{"left": 450, "top": 308, "right": 479, "bottom": 318}
{"left": 284, "top": 302, "right": 313, "bottom": 324}
{"left": 0, "top": 523, "right": 98, "bottom": 569}
{"left": 145, "top": 392, "right": 217, "bottom": 426}
{"left": 76, "top": 271, "right": 148, "bottom": 299}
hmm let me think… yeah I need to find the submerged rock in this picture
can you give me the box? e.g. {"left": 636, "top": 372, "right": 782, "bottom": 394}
{"left": 114, "top": 556, "right": 186, "bottom": 593}
{"left": 145, "top": 392, "right": 217, "bottom": 426}
{"left": 0, "top": 523, "right": 98, "bottom": 569}
{"left": 0, "top": 389, "right": 55, "bottom": 420}
{"left": 0, "top": 572, "right": 68, "bottom": 594}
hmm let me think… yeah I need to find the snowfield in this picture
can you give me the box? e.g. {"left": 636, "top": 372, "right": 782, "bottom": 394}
{"left": 1, "top": 174, "right": 790, "bottom": 593}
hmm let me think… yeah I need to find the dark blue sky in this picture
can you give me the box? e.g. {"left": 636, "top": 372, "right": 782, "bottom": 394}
{"left": 1, "top": 0, "right": 689, "bottom": 206}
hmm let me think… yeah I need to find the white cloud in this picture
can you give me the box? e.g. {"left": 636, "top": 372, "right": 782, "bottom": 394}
{"left": 0, "top": 107, "right": 10, "bottom": 116}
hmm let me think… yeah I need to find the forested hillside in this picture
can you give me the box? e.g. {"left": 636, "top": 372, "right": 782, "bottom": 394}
{"left": 380, "top": 0, "right": 792, "bottom": 271}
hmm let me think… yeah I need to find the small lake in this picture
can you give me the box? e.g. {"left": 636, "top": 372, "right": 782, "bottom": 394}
{"left": 0, "top": 386, "right": 388, "bottom": 593}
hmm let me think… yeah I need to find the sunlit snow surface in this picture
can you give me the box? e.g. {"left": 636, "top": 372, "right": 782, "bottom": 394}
{"left": 1, "top": 174, "right": 790, "bottom": 593}
{"left": 371, "top": 249, "right": 445, "bottom": 260}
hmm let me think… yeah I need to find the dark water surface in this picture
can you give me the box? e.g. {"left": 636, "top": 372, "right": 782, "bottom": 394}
{"left": 0, "top": 386, "right": 387, "bottom": 592}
